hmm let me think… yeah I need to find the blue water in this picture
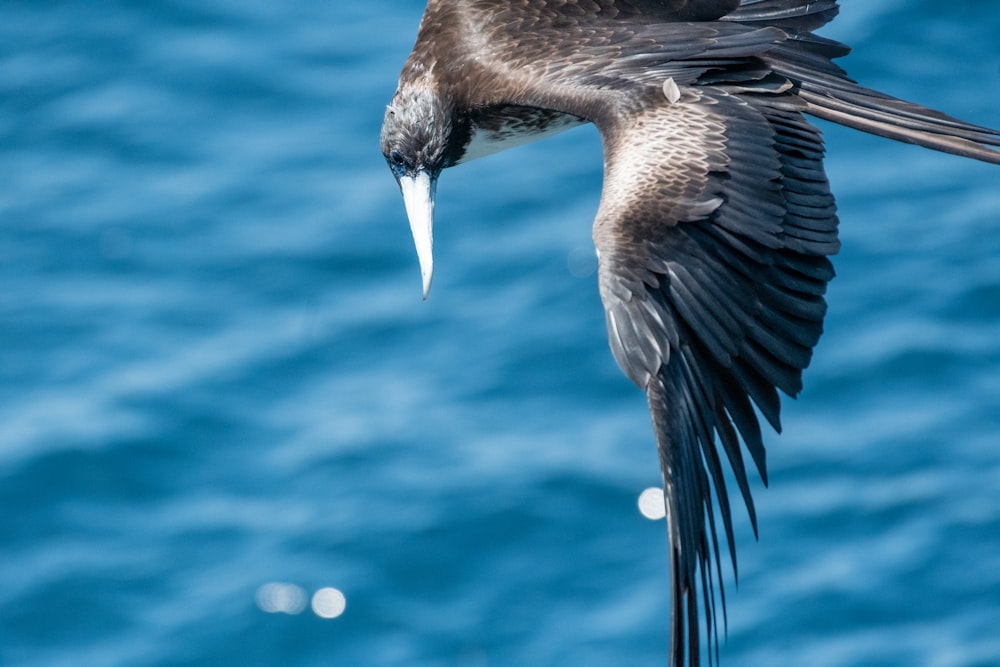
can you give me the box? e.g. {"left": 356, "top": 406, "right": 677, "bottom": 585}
{"left": 2, "top": 2, "right": 999, "bottom": 665}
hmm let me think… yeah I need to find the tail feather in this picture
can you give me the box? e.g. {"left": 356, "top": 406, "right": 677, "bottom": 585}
{"left": 754, "top": 37, "right": 1000, "bottom": 165}
{"left": 798, "top": 79, "right": 1000, "bottom": 164}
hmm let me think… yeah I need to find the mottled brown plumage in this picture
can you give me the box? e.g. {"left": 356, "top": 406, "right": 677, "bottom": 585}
{"left": 379, "top": 1, "right": 1000, "bottom": 665}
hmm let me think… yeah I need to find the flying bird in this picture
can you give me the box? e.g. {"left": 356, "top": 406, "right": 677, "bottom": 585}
{"left": 379, "top": 1, "right": 1000, "bottom": 664}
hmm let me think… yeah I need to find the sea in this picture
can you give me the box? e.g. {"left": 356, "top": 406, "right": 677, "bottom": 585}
{"left": 2, "top": 1, "right": 999, "bottom": 665}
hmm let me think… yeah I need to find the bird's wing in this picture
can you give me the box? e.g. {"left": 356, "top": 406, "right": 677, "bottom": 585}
{"left": 420, "top": 6, "right": 833, "bottom": 667}
{"left": 593, "top": 83, "right": 838, "bottom": 666}
{"left": 431, "top": 7, "right": 838, "bottom": 665}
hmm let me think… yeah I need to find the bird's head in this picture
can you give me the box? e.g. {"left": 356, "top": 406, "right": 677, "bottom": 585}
{"left": 381, "top": 80, "right": 465, "bottom": 299}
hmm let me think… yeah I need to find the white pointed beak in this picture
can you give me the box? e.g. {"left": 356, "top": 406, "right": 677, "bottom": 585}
{"left": 398, "top": 171, "right": 436, "bottom": 299}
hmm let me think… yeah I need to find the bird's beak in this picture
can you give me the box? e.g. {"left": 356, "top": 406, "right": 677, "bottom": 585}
{"left": 398, "top": 171, "right": 436, "bottom": 299}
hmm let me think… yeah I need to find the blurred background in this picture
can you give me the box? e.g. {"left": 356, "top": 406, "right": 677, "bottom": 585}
{"left": 2, "top": 1, "right": 998, "bottom": 665}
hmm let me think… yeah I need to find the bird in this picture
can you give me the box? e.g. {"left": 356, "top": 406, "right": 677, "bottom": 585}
{"left": 379, "top": 1, "right": 1000, "bottom": 665}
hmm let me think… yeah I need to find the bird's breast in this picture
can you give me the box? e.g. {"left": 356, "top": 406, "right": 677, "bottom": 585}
{"left": 456, "top": 105, "right": 588, "bottom": 164}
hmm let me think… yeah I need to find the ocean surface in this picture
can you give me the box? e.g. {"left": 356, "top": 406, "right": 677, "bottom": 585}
{"left": 2, "top": 2, "right": 999, "bottom": 665}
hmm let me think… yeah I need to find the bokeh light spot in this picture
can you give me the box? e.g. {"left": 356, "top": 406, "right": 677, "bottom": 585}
{"left": 256, "top": 582, "right": 307, "bottom": 615}
{"left": 638, "top": 487, "right": 666, "bottom": 520}
{"left": 311, "top": 587, "right": 347, "bottom": 619}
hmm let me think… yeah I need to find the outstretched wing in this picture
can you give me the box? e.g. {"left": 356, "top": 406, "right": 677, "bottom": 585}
{"left": 430, "top": 4, "right": 827, "bottom": 666}
{"left": 593, "top": 84, "right": 838, "bottom": 665}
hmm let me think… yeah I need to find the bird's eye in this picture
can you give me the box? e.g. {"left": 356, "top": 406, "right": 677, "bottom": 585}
{"left": 390, "top": 150, "right": 406, "bottom": 167}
